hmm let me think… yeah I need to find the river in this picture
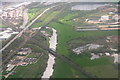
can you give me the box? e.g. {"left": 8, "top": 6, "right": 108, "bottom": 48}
{"left": 42, "top": 28, "right": 57, "bottom": 78}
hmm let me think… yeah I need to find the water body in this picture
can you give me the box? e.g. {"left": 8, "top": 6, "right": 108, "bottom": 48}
{"left": 71, "top": 4, "right": 105, "bottom": 10}
{"left": 42, "top": 28, "right": 57, "bottom": 78}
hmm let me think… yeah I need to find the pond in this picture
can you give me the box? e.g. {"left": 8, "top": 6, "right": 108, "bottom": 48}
{"left": 71, "top": 4, "right": 105, "bottom": 10}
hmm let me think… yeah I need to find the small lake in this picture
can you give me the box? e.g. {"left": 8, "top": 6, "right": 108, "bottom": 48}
{"left": 71, "top": 4, "right": 105, "bottom": 10}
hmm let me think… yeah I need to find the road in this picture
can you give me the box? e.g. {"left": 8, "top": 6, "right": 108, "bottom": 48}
{"left": 20, "top": 9, "right": 29, "bottom": 29}
{"left": 0, "top": 6, "right": 55, "bottom": 52}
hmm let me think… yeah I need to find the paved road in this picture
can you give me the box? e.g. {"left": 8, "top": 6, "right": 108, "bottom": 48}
{"left": 20, "top": 9, "right": 29, "bottom": 29}
{"left": 0, "top": 6, "right": 55, "bottom": 52}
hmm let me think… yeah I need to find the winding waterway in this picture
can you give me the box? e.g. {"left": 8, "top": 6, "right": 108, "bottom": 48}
{"left": 42, "top": 28, "right": 57, "bottom": 78}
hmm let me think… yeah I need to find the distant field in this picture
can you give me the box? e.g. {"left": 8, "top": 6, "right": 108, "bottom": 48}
{"left": 31, "top": 6, "right": 63, "bottom": 28}
{"left": 31, "top": 11, "right": 59, "bottom": 28}
{"left": 28, "top": 8, "right": 45, "bottom": 22}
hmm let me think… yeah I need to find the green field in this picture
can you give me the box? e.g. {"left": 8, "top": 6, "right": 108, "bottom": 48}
{"left": 47, "top": 5, "right": 118, "bottom": 77}
{"left": 52, "top": 59, "right": 87, "bottom": 78}
{"left": 29, "top": 3, "right": 118, "bottom": 78}
{"left": 31, "top": 7, "right": 63, "bottom": 28}
{"left": 85, "top": 65, "right": 118, "bottom": 78}
{"left": 28, "top": 8, "right": 45, "bottom": 22}
{"left": 49, "top": 21, "right": 118, "bottom": 78}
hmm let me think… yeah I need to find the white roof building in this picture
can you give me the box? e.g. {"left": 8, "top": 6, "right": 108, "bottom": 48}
{"left": 0, "top": 28, "right": 18, "bottom": 40}
{"left": 112, "top": 14, "right": 120, "bottom": 22}
{"left": 100, "top": 15, "right": 110, "bottom": 21}
{"left": 0, "top": 32, "right": 11, "bottom": 40}
{"left": 88, "top": 44, "right": 103, "bottom": 50}
{"left": 105, "top": 52, "right": 110, "bottom": 56}
{"left": 111, "top": 53, "right": 119, "bottom": 63}
{"left": 6, "top": 64, "right": 15, "bottom": 71}
{"left": 90, "top": 53, "right": 100, "bottom": 60}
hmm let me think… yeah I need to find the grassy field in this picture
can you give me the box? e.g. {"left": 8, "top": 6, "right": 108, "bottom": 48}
{"left": 85, "top": 64, "right": 118, "bottom": 78}
{"left": 52, "top": 59, "right": 87, "bottom": 78}
{"left": 31, "top": 6, "right": 63, "bottom": 28}
{"left": 49, "top": 21, "right": 118, "bottom": 78}
{"left": 28, "top": 7, "right": 47, "bottom": 24}
{"left": 31, "top": 11, "right": 59, "bottom": 28}
{"left": 48, "top": 8, "right": 118, "bottom": 77}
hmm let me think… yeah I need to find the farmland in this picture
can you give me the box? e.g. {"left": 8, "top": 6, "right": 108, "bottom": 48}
{"left": 47, "top": 3, "right": 118, "bottom": 78}
{"left": 49, "top": 22, "right": 118, "bottom": 78}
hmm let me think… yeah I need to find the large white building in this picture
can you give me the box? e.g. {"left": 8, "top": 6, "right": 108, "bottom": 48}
{"left": 112, "top": 14, "right": 120, "bottom": 22}
{"left": 0, "top": 28, "right": 18, "bottom": 40}
{"left": 6, "top": 64, "right": 15, "bottom": 71}
{"left": 100, "top": 15, "right": 110, "bottom": 22}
